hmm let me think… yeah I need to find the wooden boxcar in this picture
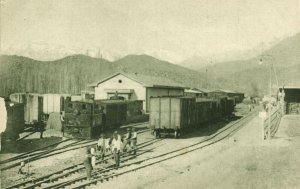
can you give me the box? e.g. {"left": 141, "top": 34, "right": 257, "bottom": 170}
{"left": 9, "top": 93, "right": 43, "bottom": 126}
{"left": 149, "top": 97, "right": 195, "bottom": 138}
{"left": 194, "top": 99, "right": 216, "bottom": 126}
{"left": 2, "top": 101, "right": 25, "bottom": 140}
{"left": 43, "top": 94, "right": 70, "bottom": 114}
{"left": 224, "top": 97, "right": 235, "bottom": 118}
{"left": 64, "top": 99, "right": 103, "bottom": 139}
{"left": 149, "top": 96, "right": 235, "bottom": 138}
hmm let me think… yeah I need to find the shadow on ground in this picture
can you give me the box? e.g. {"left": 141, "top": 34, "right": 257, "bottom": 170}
{"left": 1, "top": 136, "right": 63, "bottom": 154}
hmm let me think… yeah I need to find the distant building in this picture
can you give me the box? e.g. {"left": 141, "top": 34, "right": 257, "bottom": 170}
{"left": 184, "top": 88, "right": 211, "bottom": 98}
{"left": 184, "top": 89, "right": 203, "bottom": 98}
{"left": 208, "top": 89, "right": 245, "bottom": 103}
{"left": 87, "top": 72, "right": 185, "bottom": 112}
{"left": 194, "top": 88, "right": 210, "bottom": 97}
{"left": 279, "top": 85, "right": 300, "bottom": 114}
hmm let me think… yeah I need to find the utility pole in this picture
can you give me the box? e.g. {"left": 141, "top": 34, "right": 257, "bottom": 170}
{"left": 268, "top": 63, "right": 271, "bottom": 140}
{"left": 260, "top": 56, "right": 273, "bottom": 140}
{"left": 205, "top": 68, "right": 208, "bottom": 88}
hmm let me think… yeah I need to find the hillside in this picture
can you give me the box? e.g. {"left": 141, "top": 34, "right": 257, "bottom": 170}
{"left": 113, "top": 55, "right": 208, "bottom": 89}
{"left": 2, "top": 33, "right": 298, "bottom": 98}
{"left": 199, "top": 33, "right": 300, "bottom": 96}
{"left": 0, "top": 54, "right": 209, "bottom": 97}
{"left": 0, "top": 55, "right": 115, "bottom": 96}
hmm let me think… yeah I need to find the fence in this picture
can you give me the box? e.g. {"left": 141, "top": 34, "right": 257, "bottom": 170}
{"left": 260, "top": 105, "right": 282, "bottom": 140}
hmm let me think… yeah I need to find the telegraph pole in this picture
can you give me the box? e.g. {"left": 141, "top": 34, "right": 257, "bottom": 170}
{"left": 205, "top": 68, "right": 208, "bottom": 88}
{"left": 268, "top": 63, "right": 271, "bottom": 140}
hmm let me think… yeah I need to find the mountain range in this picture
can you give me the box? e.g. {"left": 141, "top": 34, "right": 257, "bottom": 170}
{"left": 0, "top": 33, "right": 299, "bottom": 97}
{"left": 0, "top": 54, "right": 208, "bottom": 97}
{"left": 198, "top": 33, "right": 300, "bottom": 96}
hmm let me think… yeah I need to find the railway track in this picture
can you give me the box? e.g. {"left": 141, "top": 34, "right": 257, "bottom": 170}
{"left": 5, "top": 110, "right": 257, "bottom": 189}
{"left": 69, "top": 110, "right": 258, "bottom": 189}
{"left": 5, "top": 137, "right": 160, "bottom": 189}
{"left": 17, "top": 131, "right": 37, "bottom": 141}
{"left": 0, "top": 139, "right": 93, "bottom": 171}
{"left": 0, "top": 139, "right": 72, "bottom": 165}
{"left": 1, "top": 122, "right": 149, "bottom": 171}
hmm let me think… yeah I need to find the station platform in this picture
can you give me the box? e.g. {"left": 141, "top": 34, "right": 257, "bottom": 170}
{"left": 276, "top": 114, "right": 300, "bottom": 138}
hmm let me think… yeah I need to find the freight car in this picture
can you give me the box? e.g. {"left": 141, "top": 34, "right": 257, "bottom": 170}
{"left": 9, "top": 93, "right": 71, "bottom": 128}
{"left": 9, "top": 93, "right": 43, "bottom": 126}
{"left": 149, "top": 97, "right": 194, "bottom": 138}
{"left": 149, "top": 96, "right": 235, "bottom": 138}
{"left": 43, "top": 93, "right": 70, "bottom": 114}
{"left": 1, "top": 101, "right": 25, "bottom": 141}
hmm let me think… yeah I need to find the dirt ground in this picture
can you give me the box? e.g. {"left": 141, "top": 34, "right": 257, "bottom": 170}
{"left": 0, "top": 122, "right": 150, "bottom": 188}
{"left": 88, "top": 114, "right": 300, "bottom": 189}
{"left": 6, "top": 104, "right": 298, "bottom": 189}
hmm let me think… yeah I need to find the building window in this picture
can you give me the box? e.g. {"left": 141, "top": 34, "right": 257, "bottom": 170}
{"left": 118, "top": 79, "right": 122, "bottom": 83}
{"left": 82, "top": 104, "right": 87, "bottom": 110}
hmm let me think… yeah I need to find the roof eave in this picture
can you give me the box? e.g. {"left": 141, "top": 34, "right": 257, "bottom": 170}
{"left": 151, "top": 85, "right": 185, "bottom": 89}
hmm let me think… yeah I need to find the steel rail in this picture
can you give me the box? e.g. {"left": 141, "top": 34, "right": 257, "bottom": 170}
{"left": 36, "top": 110, "right": 257, "bottom": 189}
{"left": 72, "top": 110, "right": 258, "bottom": 189}
{"left": 4, "top": 128, "right": 154, "bottom": 189}
{"left": 1, "top": 122, "right": 149, "bottom": 169}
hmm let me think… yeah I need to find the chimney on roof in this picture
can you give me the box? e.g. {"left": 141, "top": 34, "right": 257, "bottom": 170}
{"left": 134, "top": 72, "right": 138, "bottom": 76}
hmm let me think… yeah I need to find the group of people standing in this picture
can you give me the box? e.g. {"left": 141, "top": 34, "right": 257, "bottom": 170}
{"left": 84, "top": 127, "right": 138, "bottom": 180}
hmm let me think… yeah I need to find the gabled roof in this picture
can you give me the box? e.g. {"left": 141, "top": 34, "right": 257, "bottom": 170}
{"left": 192, "top": 88, "right": 211, "bottom": 93}
{"left": 184, "top": 89, "right": 203, "bottom": 94}
{"left": 88, "top": 72, "right": 186, "bottom": 89}
{"left": 210, "top": 89, "right": 242, "bottom": 94}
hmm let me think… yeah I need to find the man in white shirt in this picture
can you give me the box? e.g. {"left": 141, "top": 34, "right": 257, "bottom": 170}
{"left": 111, "top": 131, "right": 123, "bottom": 167}
{"left": 97, "top": 134, "right": 106, "bottom": 161}
{"left": 131, "top": 127, "right": 137, "bottom": 155}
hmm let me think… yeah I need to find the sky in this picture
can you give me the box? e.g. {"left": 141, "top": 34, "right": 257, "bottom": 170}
{"left": 1, "top": 0, "right": 300, "bottom": 63}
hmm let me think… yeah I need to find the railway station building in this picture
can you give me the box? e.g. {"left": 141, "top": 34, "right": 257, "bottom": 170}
{"left": 88, "top": 72, "right": 185, "bottom": 112}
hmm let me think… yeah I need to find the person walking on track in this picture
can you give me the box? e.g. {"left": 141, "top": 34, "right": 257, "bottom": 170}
{"left": 39, "top": 114, "right": 47, "bottom": 139}
{"left": 123, "top": 128, "right": 132, "bottom": 152}
{"left": 131, "top": 127, "right": 137, "bottom": 155}
{"left": 111, "top": 131, "right": 123, "bottom": 167}
{"left": 60, "top": 112, "right": 65, "bottom": 137}
{"left": 97, "top": 134, "right": 106, "bottom": 161}
{"left": 83, "top": 148, "right": 93, "bottom": 180}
